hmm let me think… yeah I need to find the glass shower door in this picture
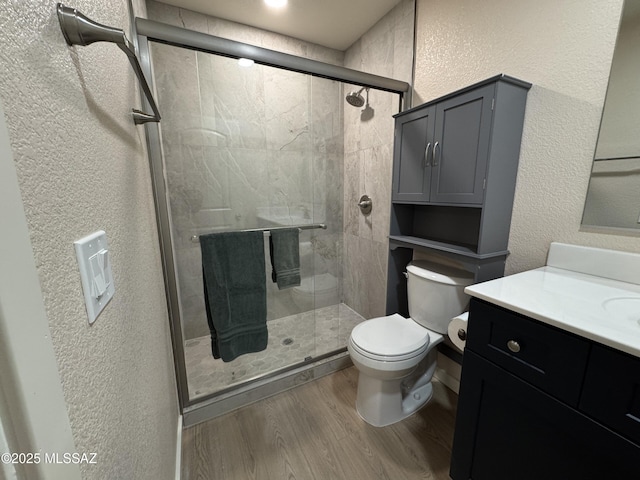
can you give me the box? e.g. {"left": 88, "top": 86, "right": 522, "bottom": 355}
{"left": 150, "top": 41, "right": 359, "bottom": 401}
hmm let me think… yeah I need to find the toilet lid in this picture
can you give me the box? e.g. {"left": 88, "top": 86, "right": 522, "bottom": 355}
{"left": 351, "top": 314, "right": 429, "bottom": 357}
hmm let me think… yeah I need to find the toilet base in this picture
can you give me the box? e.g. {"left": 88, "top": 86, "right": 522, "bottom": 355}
{"left": 354, "top": 350, "right": 438, "bottom": 427}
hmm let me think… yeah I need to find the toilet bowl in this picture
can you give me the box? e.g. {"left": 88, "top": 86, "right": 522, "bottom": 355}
{"left": 347, "top": 260, "right": 473, "bottom": 427}
{"left": 291, "top": 272, "right": 338, "bottom": 309}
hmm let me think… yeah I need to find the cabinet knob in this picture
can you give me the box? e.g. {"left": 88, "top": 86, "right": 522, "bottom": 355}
{"left": 507, "top": 340, "right": 521, "bottom": 353}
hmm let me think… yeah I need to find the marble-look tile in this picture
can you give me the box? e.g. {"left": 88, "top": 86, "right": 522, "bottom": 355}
{"left": 367, "top": 239, "right": 390, "bottom": 318}
{"left": 151, "top": 43, "right": 201, "bottom": 120}
{"left": 264, "top": 69, "right": 310, "bottom": 152}
{"left": 146, "top": 0, "right": 181, "bottom": 26}
{"left": 343, "top": 90, "right": 362, "bottom": 154}
{"left": 222, "top": 147, "right": 270, "bottom": 228}
{"left": 356, "top": 236, "right": 374, "bottom": 318}
{"left": 344, "top": 38, "right": 363, "bottom": 71}
{"left": 146, "top": 1, "right": 208, "bottom": 33}
{"left": 393, "top": 0, "right": 416, "bottom": 83}
{"left": 209, "top": 59, "right": 267, "bottom": 151}
{"left": 341, "top": 233, "right": 360, "bottom": 314}
{"left": 360, "top": 4, "right": 395, "bottom": 60}
{"left": 365, "top": 143, "right": 394, "bottom": 245}
{"left": 343, "top": 151, "right": 361, "bottom": 236}
{"left": 266, "top": 149, "right": 313, "bottom": 208}
{"left": 184, "top": 303, "right": 365, "bottom": 399}
{"left": 360, "top": 90, "right": 396, "bottom": 151}
{"left": 361, "top": 27, "right": 395, "bottom": 79}
{"left": 310, "top": 77, "right": 342, "bottom": 154}
{"left": 207, "top": 17, "right": 264, "bottom": 47}
{"left": 319, "top": 152, "right": 344, "bottom": 235}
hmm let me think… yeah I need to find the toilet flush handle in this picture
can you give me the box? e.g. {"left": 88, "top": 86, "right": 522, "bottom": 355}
{"left": 403, "top": 271, "right": 408, "bottom": 279}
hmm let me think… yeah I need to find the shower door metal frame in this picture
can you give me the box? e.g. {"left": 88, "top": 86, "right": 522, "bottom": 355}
{"left": 134, "top": 17, "right": 411, "bottom": 414}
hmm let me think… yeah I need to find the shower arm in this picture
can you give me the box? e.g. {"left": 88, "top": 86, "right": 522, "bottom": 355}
{"left": 56, "top": 3, "right": 161, "bottom": 125}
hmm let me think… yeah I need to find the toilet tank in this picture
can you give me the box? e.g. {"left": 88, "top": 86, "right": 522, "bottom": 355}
{"left": 406, "top": 261, "right": 474, "bottom": 334}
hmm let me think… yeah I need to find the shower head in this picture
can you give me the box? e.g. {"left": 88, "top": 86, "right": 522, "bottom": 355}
{"left": 346, "top": 87, "right": 368, "bottom": 108}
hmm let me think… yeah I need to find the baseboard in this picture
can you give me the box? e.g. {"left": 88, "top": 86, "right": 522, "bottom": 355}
{"left": 175, "top": 415, "right": 183, "bottom": 480}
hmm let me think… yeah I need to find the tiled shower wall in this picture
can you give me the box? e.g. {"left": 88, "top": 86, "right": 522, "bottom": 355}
{"left": 342, "top": 0, "right": 415, "bottom": 318}
{"left": 147, "top": 1, "right": 345, "bottom": 339}
{"left": 146, "top": 0, "right": 415, "bottom": 335}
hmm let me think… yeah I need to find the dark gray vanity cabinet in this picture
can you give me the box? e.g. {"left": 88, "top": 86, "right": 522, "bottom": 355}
{"left": 392, "top": 84, "right": 493, "bottom": 205}
{"left": 387, "top": 75, "right": 531, "bottom": 317}
{"left": 450, "top": 298, "right": 640, "bottom": 480}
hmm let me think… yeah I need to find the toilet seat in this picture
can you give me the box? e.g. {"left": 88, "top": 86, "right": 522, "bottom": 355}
{"left": 350, "top": 314, "right": 430, "bottom": 361}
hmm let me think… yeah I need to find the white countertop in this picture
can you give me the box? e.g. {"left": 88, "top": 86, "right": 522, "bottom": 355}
{"left": 465, "top": 265, "right": 640, "bottom": 358}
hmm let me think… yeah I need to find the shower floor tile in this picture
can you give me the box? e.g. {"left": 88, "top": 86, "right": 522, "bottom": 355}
{"left": 184, "top": 303, "right": 365, "bottom": 400}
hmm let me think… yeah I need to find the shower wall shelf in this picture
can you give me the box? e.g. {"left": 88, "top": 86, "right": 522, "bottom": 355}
{"left": 56, "top": 3, "right": 161, "bottom": 125}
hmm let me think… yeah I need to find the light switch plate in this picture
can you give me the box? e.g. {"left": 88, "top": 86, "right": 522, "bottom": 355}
{"left": 74, "top": 230, "right": 115, "bottom": 324}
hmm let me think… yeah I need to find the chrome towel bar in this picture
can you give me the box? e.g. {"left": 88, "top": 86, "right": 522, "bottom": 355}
{"left": 56, "top": 3, "right": 161, "bottom": 125}
{"left": 190, "top": 223, "right": 327, "bottom": 243}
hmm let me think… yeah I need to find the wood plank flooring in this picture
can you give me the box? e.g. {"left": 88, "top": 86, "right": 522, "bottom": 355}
{"left": 181, "top": 366, "right": 458, "bottom": 480}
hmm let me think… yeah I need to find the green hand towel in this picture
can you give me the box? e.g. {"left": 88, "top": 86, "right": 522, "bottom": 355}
{"left": 269, "top": 228, "right": 301, "bottom": 289}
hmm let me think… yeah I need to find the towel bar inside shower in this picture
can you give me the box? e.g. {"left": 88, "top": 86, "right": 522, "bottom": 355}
{"left": 190, "top": 223, "right": 327, "bottom": 243}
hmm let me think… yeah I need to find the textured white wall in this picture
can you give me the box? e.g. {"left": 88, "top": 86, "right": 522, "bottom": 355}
{"left": 0, "top": 1, "right": 178, "bottom": 479}
{"left": 415, "top": 0, "right": 640, "bottom": 274}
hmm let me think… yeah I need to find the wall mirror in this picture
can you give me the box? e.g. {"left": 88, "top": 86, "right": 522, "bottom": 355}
{"left": 582, "top": 0, "right": 640, "bottom": 230}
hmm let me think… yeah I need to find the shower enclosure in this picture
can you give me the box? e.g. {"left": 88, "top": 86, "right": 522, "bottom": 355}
{"left": 135, "top": 17, "right": 409, "bottom": 423}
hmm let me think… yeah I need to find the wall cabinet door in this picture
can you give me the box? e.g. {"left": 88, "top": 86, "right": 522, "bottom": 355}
{"left": 392, "top": 85, "right": 493, "bottom": 205}
{"left": 451, "top": 351, "right": 640, "bottom": 480}
{"left": 430, "top": 85, "right": 493, "bottom": 204}
{"left": 392, "top": 106, "right": 435, "bottom": 202}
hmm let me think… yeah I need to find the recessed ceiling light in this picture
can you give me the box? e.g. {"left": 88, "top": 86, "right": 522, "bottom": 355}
{"left": 264, "top": 0, "right": 287, "bottom": 8}
{"left": 238, "top": 58, "right": 255, "bottom": 67}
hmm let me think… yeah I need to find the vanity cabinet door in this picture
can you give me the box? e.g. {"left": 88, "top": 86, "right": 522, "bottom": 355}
{"left": 467, "top": 298, "right": 590, "bottom": 406}
{"left": 450, "top": 350, "right": 640, "bottom": 480}
{"left": 429, "top": 85, "right": 493, "bottom": 205}
{"left": 392, "top": 105, "right": 435, "bottom": 203}
{"left": 580, "top": 344, "right": 640, "bottom": 445}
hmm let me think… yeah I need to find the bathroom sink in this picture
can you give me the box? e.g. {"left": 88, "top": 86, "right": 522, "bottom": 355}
{"left": 602, "top": 297, "right": 640, "bottom": 326}
{"left": 464, "top": 242, "right": 640, "bottom": 358}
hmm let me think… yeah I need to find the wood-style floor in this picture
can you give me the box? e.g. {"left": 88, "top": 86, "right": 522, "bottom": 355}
{"left": 181, "top": 366, "right": 458, "bottom": 480}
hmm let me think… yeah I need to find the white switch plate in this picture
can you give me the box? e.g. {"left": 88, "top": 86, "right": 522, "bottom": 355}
{"left": 74, "top": 230, "right": 115, "bottom": 324}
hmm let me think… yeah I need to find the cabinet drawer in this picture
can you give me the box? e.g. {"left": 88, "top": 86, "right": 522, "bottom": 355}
{"left": 580, "top": 345, "right": 640, "bottom": 445}
{"left": 466, "top": 298, "right": 591, "bottom": 406}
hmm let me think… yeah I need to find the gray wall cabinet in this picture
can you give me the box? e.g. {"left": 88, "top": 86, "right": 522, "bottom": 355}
{"left": 393, "top": 84, "right": 494, "bottom": 205}
{"left": 387, "top": 75, "right": 531, "bottom": 318}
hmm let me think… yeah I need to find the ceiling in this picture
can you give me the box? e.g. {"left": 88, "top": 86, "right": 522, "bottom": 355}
{"left": 156, "top": 0, "right": 404, "bottom": 51}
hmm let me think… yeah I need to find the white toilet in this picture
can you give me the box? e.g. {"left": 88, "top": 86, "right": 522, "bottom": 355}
{"left": 347, "top": 260, "right": 473, "bottom": 427}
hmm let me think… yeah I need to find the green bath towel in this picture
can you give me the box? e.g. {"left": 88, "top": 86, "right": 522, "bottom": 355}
{"left": 200, "top": 231, "right": 267, "bottom": 362}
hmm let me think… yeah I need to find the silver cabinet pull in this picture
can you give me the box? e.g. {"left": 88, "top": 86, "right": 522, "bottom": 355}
{"left": 424, "top": 142, "right": 432, "bottom": 168}
{"left": 507, "top": 340, "right": 521, "bottom": 353}
{"left": 433, "top": 141, "right": 440, "bottom": 166}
